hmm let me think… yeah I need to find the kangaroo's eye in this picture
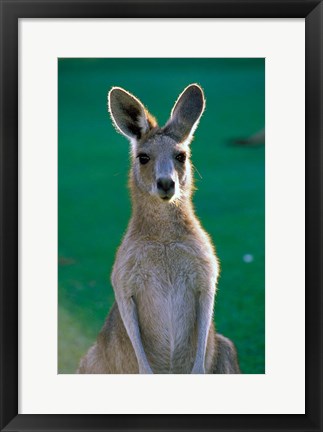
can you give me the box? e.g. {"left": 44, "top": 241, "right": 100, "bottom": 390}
{"left": 137, "top": 153, "right": 150, "bottom": 165}
{"left": 176, "top": 152, "right": 186, "bottom": 163}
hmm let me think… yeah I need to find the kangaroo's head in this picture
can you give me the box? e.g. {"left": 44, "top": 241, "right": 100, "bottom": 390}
{"left": 108, "top": 84, "right": 205, "bottom": 203}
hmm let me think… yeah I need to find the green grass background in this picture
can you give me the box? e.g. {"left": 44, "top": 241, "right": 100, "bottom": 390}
{"left": 58, "top": 58, "right": 265, "bottom": 374}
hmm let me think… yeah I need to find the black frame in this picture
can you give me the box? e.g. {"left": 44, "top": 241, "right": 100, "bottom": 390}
{"left": 1, "top": 1, "right": 322, "bottom": 431}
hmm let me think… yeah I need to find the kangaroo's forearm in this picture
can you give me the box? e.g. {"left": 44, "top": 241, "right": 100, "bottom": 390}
{"left": 192, "top": 291, "right": 214, "bottom": 373}
{"left": 116, "top": 294, "right": 152, "bottom": 373}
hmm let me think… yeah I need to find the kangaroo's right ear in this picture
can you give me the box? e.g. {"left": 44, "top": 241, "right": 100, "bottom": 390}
{"left": 108, "top": 87, "right": 157, "bottom": 141}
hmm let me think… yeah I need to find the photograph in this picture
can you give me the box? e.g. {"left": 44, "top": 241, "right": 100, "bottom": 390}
{"left": 58, "top": 58, "right": 265, "bottom": 374}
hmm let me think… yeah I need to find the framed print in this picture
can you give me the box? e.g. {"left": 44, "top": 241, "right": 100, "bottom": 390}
{"left": 1, "top": 1, "right": 322, "bottom": 431}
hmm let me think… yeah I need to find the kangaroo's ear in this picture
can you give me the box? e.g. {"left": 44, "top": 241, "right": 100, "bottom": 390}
{"left": 108, "top": 87, "right": 157, "bottom": 141}
{"left": 164, "top": 84, "right": 205, "bottom": 143}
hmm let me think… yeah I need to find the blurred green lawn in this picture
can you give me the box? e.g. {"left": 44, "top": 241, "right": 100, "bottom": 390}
{"left": 58, "top": 58, "right": 265, "bottom": 374}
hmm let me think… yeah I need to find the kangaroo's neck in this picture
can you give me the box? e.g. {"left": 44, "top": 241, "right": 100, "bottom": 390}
{"left": 129, "top": 188, "right": 198, "bottom": 241}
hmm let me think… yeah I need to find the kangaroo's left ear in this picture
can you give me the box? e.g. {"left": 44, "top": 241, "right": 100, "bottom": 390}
{"left": 164, "top": 84, "right": 205, "bottom": 143}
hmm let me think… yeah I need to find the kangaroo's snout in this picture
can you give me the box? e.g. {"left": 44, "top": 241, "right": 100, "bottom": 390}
{"left": 157, "top": 177, "right": 175, "bottom": 192}
{"left": 157, "top": 177, "right": 175, "bottom": 199}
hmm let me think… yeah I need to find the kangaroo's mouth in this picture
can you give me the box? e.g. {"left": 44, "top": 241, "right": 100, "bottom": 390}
{"left": 159, "top": 192, "right": 174, "bottom": 201}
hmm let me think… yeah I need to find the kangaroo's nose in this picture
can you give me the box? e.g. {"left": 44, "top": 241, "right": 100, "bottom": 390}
{"left": 157, "top": 178, "right": 175, "bottom": 193}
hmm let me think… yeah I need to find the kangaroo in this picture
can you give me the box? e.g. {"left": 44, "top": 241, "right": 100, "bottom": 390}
{"left": 78, "top": 84, "right": 240, "bottom": 374}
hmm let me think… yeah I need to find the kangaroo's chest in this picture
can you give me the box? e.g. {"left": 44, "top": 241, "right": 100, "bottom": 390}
{"left": 132, "top": 241, "right": 200, "bottom": 294}
{"left": 134, "top": 242, "right": 197, "bottom": 323}
{"left": 129, "top": 242, "right": 203, "bottom": 372}
{"left": 114, "top": 239, "right": 217, "bottom": 372}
